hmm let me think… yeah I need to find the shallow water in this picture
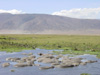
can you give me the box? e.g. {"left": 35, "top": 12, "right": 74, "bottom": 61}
{"left": 0, "top": 48, "right": 100, "bottom": 75}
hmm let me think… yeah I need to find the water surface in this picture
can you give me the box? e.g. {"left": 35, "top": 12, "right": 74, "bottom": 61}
{"left": 0, "top": 48, "right": 100, "bottom": 75}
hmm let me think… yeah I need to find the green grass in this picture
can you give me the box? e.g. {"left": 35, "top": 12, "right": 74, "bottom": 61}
{"left": 80, "top": 73, "right": 91, "bottom": 75}
{"left": 53, "top": 49, "right": 100, "bottom": 58}
{"left": 0, "top": 34, "right": 100, "bottom": 58}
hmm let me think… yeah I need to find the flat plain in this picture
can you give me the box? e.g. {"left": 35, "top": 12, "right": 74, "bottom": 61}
{"left": 0, "top": 34, "right": 100, "bottom": 58}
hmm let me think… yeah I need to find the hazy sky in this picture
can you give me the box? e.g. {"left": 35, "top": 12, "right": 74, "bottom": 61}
{"left": 0, "top": 0, "right": 100, "bottom": 19}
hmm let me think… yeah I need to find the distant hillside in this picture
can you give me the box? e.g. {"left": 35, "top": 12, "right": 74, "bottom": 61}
{"left": 0, "top": 13, "right": 100, "bottom": 34}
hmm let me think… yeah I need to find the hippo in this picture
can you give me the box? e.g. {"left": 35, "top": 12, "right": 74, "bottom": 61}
{"left": 6, "top": 57, "right": 21, "bottom": 62}
{"left": 70, "top": 58, "right": 83, "bottom": 63}
{"left": 21, "top": 57, "right": 29, "bottom": 62}
{"left": 42, "top": 58, "right": 59, "bottom": 63}
{"left": 28, "top": 53, "right": 33, "bottom": 56}
{"left": 51, "top": 63, "right": 60, "bottom": 66}
{"left": 34, "top": 64, "right": 41, "bottom": 66}
{"left": 42, "top": 58, "right": 54, "bottom": 63}
{"left": 14, "top": 63, "right": 28, "bottom": 67}
{"left": 37, "top": 57, "right": 46, "bottom": 62}
{"left": 62, "top": 56, "right": 69, "bottom": 60}
{"left": 56, "top": 54, "right": 63, "bottom": 59}
{"left": 42, "top": 54, "right": 54, "bottom": 59}
{"left": 28, "top": 55, "right": 36, "bottom": 58}
{"left": 72, "top": 62, "right": 80, "bottom": 66}
{"left": 39, "top": 66, "right": 54, "bottom": 70}
{"left": 16, "top": 59, "right": 26, "bottom": 63}
{"left": 26, "top": 61, "right": 34, "bottom": 66}
{"left": 2, "top": 63, "right": 10, "bottom": 67}
{"left": 22, "top": 53, "right": 33, "bottom": 56}
{"left": 80, "top": 62, "right": 87, "bottom": 65}
{"left": 6, "top": 57, "right": 12, "bottom": 61}
{"left": 85, "top": 60, "right": 97, "bottom": 63}
{"left": 55, "top": 63, "right": 74, "bottom": 68}
{"left": 22, "top": 53, "right": 27, "bottom": 55}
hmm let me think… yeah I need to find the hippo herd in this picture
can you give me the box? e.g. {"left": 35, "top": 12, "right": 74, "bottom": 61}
{"left": 1, "top": 52, "right": 98, "bottom": 70}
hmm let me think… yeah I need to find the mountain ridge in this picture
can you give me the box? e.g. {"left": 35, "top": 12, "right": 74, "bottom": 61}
{"left": 0, "top": 13, "right": 100, "bottom": 35}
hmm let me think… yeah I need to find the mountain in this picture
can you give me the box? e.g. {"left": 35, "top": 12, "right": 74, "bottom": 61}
{"left": 0, "top": 13, "right": 100, "bottom": 35}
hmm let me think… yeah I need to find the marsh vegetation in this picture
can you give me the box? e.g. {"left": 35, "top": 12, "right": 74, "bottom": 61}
{"left": 0, "top": 34, "right": 100, "bottom": 58}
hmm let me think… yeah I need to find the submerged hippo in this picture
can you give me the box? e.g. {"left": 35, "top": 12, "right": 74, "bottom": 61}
{"left": 6, "top": 57, "right": 21, "bottom": 62}
{"left": 41, "top": 58, "right": 60, "bottom": 63}
{"left": 2, "top": 52, "right": 98, "bottom": 70}
{"left": 39, "top": 66, "right": 54, "bottom": 70}
{"left": 22, "top": 53, "right": 33, "bottom": 56}
{"left": 80, "top": 62, "right": 87, "bottom": 65}
{"left": 2, "top": 63, "right": 10, "bottom": 67}
{"left": 85, "top": 60, "right": 97, "bottom": 63}
{"left": 55, "top": 63, "right": 74, "bottom": 68}
{"left": 56, "top": 54, "right": 63, "bottom": 59}
{"left": 27, "top": 61, "right": 34, "bottom": 66}
{"left": 14, "top": 63, "right": 28, "bottom": 67}
{"left": 42, "top": 54, "right": 54, "bottom": 59}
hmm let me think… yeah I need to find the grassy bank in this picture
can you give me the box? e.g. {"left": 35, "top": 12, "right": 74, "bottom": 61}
{"left": 0, "top": 34, "right": 100, "bottom": 58}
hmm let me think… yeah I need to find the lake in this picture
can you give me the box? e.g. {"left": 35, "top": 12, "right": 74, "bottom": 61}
{"left": 0, "top": 48, "right": 100, "bottom": 75}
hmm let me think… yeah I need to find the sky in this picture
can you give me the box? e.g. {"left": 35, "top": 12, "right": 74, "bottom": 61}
{"left": 0, "top": 0, "right": 100, "bottom": 19}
